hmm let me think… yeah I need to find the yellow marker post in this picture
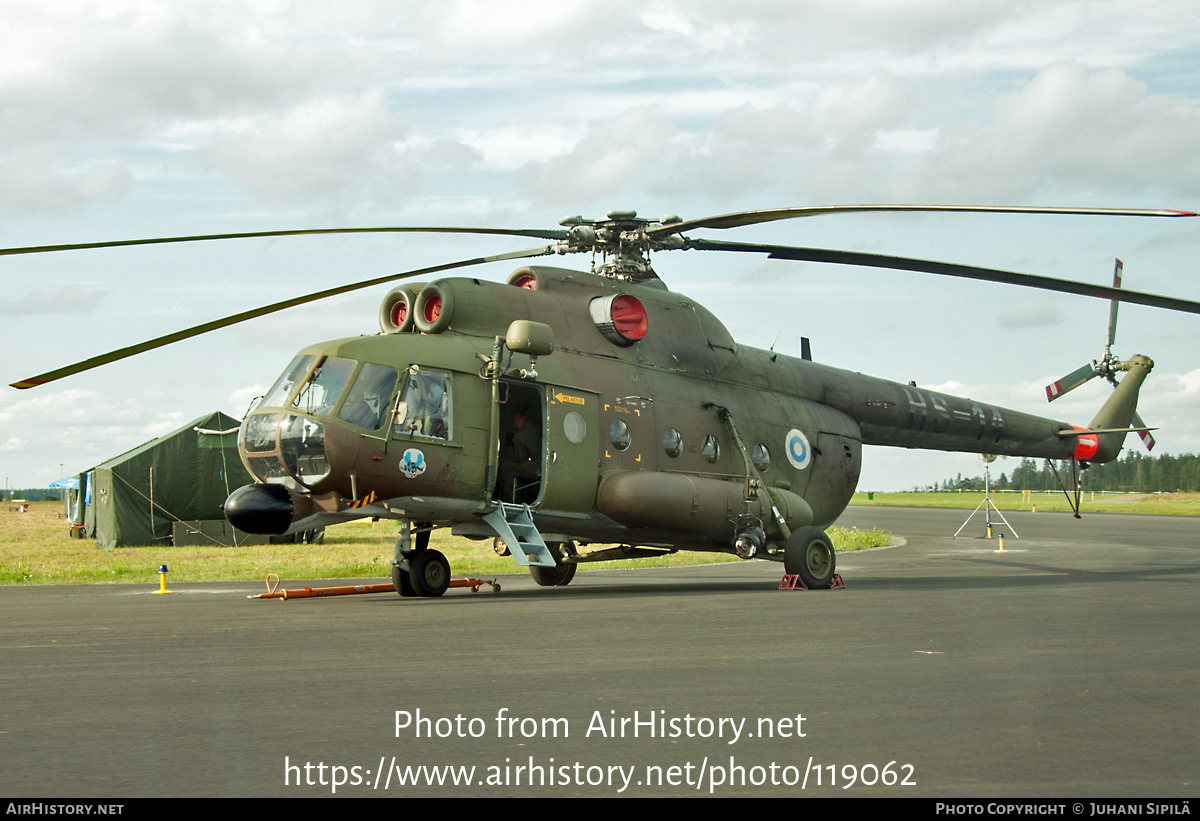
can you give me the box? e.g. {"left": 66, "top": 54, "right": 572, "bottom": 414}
{"left": 155, "top": 563, "right": 173, "bottom": 595}
{"left": 995, "top": 533, "right": 1006, "bottom": 553}
{"left": 987, "top": 523, "right": 992, "bottom": 539}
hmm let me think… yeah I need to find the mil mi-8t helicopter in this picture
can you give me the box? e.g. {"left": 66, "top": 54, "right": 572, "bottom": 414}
{"left": 8, "top": 204, "right": 1200, "bottom": 596}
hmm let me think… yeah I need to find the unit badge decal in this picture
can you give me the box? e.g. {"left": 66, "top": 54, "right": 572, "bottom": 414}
{"left": 399, "top": 448, "right": 427, "bottom": 478}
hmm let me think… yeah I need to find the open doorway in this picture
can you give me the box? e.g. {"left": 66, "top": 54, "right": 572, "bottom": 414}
{"left": 495, "top": 382, "right": 544, "bottom": 504}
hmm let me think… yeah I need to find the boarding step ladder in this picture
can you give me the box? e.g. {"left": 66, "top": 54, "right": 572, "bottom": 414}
{"left": 483, "top": 503, "right": 556, "bottom": 568}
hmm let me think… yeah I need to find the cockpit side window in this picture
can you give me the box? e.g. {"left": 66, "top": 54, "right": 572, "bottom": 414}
{"left": 338, "top": 363, "right": 400, "bottom": 430}
{"left": 394, "top": 367, "right": 452, "bottom": 441}
{"left": 292, "top": 356, "right": 356, "bottom": 416}
{"left": 261, "top": 356, "right": 317, "bottom": 409}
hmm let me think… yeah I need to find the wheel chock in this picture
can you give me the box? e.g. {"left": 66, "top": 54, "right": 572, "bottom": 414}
{"left": 779, "top": 573, "right": 845, "bottom": 591}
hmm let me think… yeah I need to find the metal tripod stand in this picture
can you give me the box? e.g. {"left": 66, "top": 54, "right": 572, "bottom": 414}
{"left": 953, "top": 458, "right": 1019, "bottom": 539}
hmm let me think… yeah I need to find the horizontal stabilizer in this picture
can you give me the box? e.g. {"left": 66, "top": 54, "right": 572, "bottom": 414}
{"left": 1055, "top": 426, "right": 1157, "bottom": 437}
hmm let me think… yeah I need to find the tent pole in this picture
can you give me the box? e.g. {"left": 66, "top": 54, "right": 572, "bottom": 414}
{"left": 149, "top": 467, "right": 155, "bottom": 541}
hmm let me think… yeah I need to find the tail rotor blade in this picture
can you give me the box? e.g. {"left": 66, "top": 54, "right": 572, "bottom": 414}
{"left": 1046, "top": 363, "right": 1099, "bottom": 401}
{"left": 1132, "top": 411, "right": 1156, "bottom": 451}
{"left": 1107, "top": 259, "right": 1123, "bottom": 350}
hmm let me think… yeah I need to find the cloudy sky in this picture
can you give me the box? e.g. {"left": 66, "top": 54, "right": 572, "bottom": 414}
{"left": 1, "top": 0, "right": 1198, "bottom": 491}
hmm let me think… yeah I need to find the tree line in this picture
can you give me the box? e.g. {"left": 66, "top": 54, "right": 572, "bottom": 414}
{"left": 2, "top": 489, "right": 66, "bottom": 502}
{"left": 918, "top": 452, "right": 1200, "bottom": 493}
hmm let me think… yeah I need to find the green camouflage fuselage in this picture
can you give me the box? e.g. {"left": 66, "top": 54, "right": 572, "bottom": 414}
{"left": 237, "top": 265, "right": 1138, "bottom": 555}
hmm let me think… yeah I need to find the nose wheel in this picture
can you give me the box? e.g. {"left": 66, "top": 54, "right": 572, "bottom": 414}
{"left": 408, "top": 548, "right": 451, "bottom": 597}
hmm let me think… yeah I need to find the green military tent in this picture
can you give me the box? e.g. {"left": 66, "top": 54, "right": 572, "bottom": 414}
{"left": 91, "top": 411, "right": 256, "bottom": 548}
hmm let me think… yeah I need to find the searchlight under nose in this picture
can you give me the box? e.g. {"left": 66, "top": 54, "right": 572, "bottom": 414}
{"left": 224, "top": 483, "right": 294, "bottom": 535}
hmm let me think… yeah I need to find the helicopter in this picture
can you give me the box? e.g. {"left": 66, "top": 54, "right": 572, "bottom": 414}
{"left": 8, "top": 204, "right": 1200, "bottom": 596}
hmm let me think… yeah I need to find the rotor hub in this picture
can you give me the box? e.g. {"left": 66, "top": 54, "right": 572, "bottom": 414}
{"left": 553, "top": 209, "right": 685, "bottom": 281}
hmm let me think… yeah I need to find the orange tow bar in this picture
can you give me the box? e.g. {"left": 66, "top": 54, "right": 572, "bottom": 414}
{"left": 250, "top": 574, "right": 500, "bottom": 600}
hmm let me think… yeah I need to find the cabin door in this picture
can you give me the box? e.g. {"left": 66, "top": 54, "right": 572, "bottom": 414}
{"left": 494, "top": 381, "right": 598, "bottom": 513}
{"left": 540, "top": 384, "right": 600, "bottom": 514}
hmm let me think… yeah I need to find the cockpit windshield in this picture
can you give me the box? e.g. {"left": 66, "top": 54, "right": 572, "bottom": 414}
{"left": 260, "top": 356, "right": 316, "bottom": 409}
{"left": 291, "top": 356, "right": 356, "bottom": 416}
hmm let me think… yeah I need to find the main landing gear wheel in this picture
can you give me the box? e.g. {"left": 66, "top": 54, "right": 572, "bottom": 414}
{"left": 409, "top": 548, "right": 451, "bottom": 597}
{"left": 392, "top": 564, "right": 417, "bottom": 597}
{"left": 529, "top": 543, "right": 577, "bottom": 587}
{"left": 784, "top": 526, "right": 836, "bottom": 589}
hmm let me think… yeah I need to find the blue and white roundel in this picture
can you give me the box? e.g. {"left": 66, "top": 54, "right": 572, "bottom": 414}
{"left": 785, "top": 429, "right": 812, "bottom": 470}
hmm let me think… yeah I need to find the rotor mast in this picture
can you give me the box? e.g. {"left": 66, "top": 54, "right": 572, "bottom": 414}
{"left": 554, "top": 210, "right": 684, "bottom": 280}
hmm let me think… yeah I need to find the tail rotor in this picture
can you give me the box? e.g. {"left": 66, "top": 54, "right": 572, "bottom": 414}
{"left": 1044, "top": 259, "right": 1155, "bottom": 451}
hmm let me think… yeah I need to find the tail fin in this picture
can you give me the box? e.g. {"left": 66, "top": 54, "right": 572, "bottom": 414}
{"left": 1086, "top": 354, "right": 1153, "bottom": 462}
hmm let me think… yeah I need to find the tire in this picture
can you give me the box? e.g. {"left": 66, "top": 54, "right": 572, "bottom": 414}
{"left": 784, "top": 526, "right": 836, "bottom": 589}
{"left": 409, "top": 548, "right": 451, "bottom": 597}
{"left": 392, "top": 563, "right": 417, "bottom": 597}
{"left": 529, "top": 543, "right": 577, "bottom": 587}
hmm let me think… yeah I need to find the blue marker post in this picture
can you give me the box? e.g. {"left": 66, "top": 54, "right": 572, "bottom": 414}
{"left": 155, "top": 563, "right": 173, "bottom": 595}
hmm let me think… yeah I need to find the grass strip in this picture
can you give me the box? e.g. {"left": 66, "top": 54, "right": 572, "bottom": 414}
{"left": 2, "top": 502, "right": 889, "bottom": 585}
{"left": 850, "top": 491, "right": 1200, "bottom": 516}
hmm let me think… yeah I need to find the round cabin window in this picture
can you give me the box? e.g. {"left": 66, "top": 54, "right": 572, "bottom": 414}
{"left": 563, "top": 411, "right": 587, "bottom": 444}
{"left": 609, "top": 419, "right": 632, "bottom": 451}
{"left": 752, "top": 443, "right": 771, "bottom": 472}
{"left": 662, "top": 428, "right": 683, "bottom": 458}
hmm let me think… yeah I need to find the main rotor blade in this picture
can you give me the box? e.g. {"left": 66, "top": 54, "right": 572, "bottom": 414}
{"left": 649, "top": 204, "right": 1196, "bottom": 237}
{"left": 687, "top": 238, "right": 1200, "bottom": 316}
{"left": 0, "top": 226, "right": 569, "bottom": 258}
{"left": 1047, "top": 363, "right": 1100, "bottom": 402}
{"left": 9, "top": 244, "right": 555, "bottom": 390}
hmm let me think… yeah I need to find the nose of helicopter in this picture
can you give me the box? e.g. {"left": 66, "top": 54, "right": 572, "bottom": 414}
{"left": 224, "top": 483, "right": 294, "bottom": 535}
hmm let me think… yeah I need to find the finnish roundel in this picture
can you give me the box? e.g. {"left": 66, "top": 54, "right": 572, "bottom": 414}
{"left": 785, "top": 429, "right": 812, "bottom": 470}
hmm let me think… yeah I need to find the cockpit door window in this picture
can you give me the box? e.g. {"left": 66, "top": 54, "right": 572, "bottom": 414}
{"left": 338, "top": 363, "right": 400, "bottom": 430}
{"left": 394, "top": 367, "right": 452, "bottom": 441}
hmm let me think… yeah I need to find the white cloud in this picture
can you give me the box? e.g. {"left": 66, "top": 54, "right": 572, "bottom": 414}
{"left": 900, "top": 62, "right": 1200, "bottom": 201}
{"left": 0, "top": 154, "right": 132, "bottom": 217}
{"left": 202, "top": 94, "right": 408, "bottom": 202}
{"left": 229, "top": 383, "right": 268, "bottom": 414}
{"left": 1, "top": 0, "right": 1198, "bottom": 489}
{"left": 514, "top": 108, "right": 677, "bottom": 204}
